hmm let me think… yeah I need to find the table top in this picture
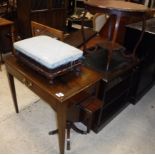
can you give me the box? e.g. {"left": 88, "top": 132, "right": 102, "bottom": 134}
{"left": 0, "top": 18, "right": 13, "bottom": 26}
{"left": 126, "top": 17, "right": 155, "bottom": 34}
{"left": 84, "top": 0, "right": 149, "bottom": 13}
{"left": 5, "top": 54, "right": 102, "bottom": 103}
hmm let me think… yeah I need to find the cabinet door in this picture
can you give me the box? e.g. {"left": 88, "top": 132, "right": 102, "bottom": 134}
{"left": 31, "top": 0, "right": 67, "bottom": 10}
{"left": 17, "top": 0, "right": 67, "bottom": 38}
{"left": 51, "top": 0, "right": 67, "bottom": 8}
{"left": 31, "top": 0, "right": 67, "bottom": 30}
{"left": 17, "top": 0, "right": 32, "bottom": 38}
{"left": 31, "top": 0, "right": 48, "bottom": 10}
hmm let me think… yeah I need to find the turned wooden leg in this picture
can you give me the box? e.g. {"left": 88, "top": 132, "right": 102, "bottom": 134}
{"left": 7, "top": 72, "right": 19, "bottom": 113}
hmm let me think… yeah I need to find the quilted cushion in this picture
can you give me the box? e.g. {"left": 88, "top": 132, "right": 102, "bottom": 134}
{"left": 14, "top": 36, "right": 83, "bottom": 69}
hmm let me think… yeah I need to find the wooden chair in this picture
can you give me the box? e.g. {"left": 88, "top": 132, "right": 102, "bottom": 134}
{"left": 31, "top": 20, "right": 97, "bottom": 51}
{"left": 92, "top": 13, "right": 108, "bottom": 34}
{"left": 31, "top": 21, "right": 97, "bottom": 49}
{"left": 31, "top": 21, "right": 64, "bottom": 41}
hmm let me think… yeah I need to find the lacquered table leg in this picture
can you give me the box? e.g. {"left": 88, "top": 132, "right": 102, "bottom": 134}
{"left": 7, "top": 72, "right": 19, "bottom": 113}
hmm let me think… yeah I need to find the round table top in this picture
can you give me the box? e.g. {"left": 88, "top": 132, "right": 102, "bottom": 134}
{"left": 84, "top": 0, "right": 149, "bottom": 13}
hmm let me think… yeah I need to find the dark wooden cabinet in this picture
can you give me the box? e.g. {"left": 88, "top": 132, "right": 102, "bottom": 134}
{"left": 83, "top": 48, "right": 135, "bottom": 133}
{"left": 94, "top": 70, "right": 132, "bottom": 133}
{"left": 0, "top": 18, "right": 14, "bottom": 65}
{"left": 16, "top": 0, "right": 67, "bottom": 38}
{"left": 124, "top": 18, "right": 155, "bottom": 103}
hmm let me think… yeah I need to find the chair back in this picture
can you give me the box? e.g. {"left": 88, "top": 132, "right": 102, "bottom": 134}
{"left": 31, "top": 21, "right": 64, "bottom": 41}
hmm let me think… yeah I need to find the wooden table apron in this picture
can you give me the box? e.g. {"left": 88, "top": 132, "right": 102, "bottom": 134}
{"left": 4, "top": 54, "right": 102, "bottom": 154}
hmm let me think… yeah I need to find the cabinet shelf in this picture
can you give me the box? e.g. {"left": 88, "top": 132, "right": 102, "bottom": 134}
{"left": 93, "top": 93, "right": 130, "bottom": 133}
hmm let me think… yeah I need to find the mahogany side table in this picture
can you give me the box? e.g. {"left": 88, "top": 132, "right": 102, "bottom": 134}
{"left": 4, "top": 54, "right": 102, "bottom": 153}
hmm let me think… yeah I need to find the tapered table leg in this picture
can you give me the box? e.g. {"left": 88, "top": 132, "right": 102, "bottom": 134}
{"left": 7, "top": 72, "right": 19, "bottom": 113}
{"left": 57, "top": 104, "right": 67, "bottom": 154}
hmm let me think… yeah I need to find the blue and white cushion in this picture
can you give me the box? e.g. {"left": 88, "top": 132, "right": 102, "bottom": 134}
{"left": 14, "top": 35, "right": 83, "bottom": 69}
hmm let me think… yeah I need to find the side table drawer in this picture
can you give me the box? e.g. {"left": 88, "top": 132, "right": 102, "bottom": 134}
{"left": 6, "top": 64, "right": 57, "bottom": 109}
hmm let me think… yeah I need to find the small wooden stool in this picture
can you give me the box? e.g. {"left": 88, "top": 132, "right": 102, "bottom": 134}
{"left": 79, "top": 96, "right": 103, "bottom": 133}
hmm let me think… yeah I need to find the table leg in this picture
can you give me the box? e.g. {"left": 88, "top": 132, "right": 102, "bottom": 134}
{"left": 57, "top": 104, "right": 67, "bottom": 154}
{"left": 7, "top": 72, "right": 19, "bottom": 113}
{"left": 106, "top": 15, "right": 121, "bottom": 71}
